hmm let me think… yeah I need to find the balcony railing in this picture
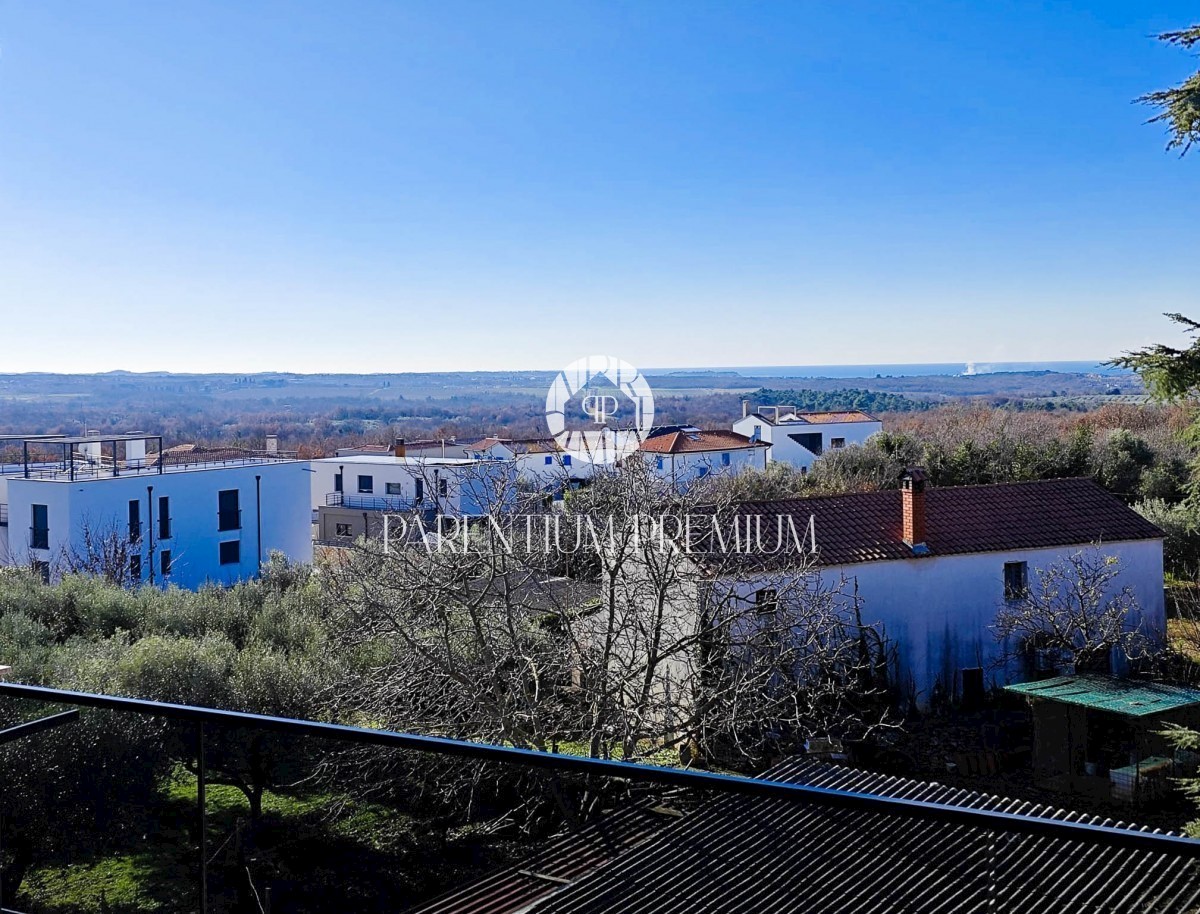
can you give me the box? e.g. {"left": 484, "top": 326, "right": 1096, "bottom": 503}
{"left": 29, "top": 526, "right": 49, "bottom": 550}
{"left": 326, "top": 492, "right": 414, "bottom": 512}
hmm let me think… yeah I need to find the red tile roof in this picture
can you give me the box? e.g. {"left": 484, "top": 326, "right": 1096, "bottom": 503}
{"left": 638, "top": 429, "right": 768, "bottom": 455}
{"left": 727, "top": 477, "right": 1161, "bottom": 567}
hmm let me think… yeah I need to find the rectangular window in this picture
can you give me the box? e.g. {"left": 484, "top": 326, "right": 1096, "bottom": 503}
{"left": 563, "top": 454, "right": 571, "bottom": 466}
{"left": 32, "top": 560, "right": 50, "bottom": 584}
{"left": 1003, "top": 561, "right": 1028, "bottom": 601}
{"left": 755, "top": 588, "right": 778, "bottom": 616}
{"left": 334, "top": 472, "right": 343, "bottom": 493}
{"left": 30, "top": 504, "right": 49, "bottom": 550}
{"left": 160, "top": 549, "right": 172, "bottom": 577}
{"left": 386, "top": 482, "right": 403, "bottom": 496}
{"left": 655, "top": 457, "right": 664, "bottom": 471}
{"left": 830, "top": 437, "right": 846, "bottom": 449}
{"left": 357, "top": 474, "right": 374, "bottom": 494}
{"left": 721, "top": 452, "right": 731, "bottom": 466}
{"left": 129, "top": 553, "right": 142, "bottom": 581}
{"left": 438, "top": 478, "right": 448, "bottom": 497}
{"left": 335, "top": 522, "right": 353, "bottom": 537}
{"left": 219, "top": 540, "right": 241, "bottom": 566}
{"left": 414, "top": 478, "right": 424, "bottom": 503}
{"left": 128, "top": 499, "right": 141, "bottom": 543}
{"left": 158, "top": 496, "right": 171, "bottom": 539}
{"left": 217, "top": 489, "right": 241, "bottom": 531}
{"left": 545, "top": 455, "right": 553, "bottom": 465}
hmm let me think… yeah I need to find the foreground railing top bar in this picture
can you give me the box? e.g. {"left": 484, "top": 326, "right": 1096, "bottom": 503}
{"left": 2, "top": 680, "right": 1198, "bottom": 858}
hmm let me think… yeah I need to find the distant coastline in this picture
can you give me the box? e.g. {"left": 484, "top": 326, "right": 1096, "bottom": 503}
{"left": 644, "top": 361, "right": 1126, "bottom": 379}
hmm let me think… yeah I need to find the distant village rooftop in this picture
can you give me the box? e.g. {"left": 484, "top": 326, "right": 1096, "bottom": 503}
{"left": 637, "top": 428, "right": 767, "bottom": 454}
{"left": 742, "top": 402, "right": 879, "bottom": 425}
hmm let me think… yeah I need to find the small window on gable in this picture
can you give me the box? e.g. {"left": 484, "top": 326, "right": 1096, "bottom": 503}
{"left": 721, "top": 452, "right": 731, "bottom": 466}
{"left": 655, "top": 457, "right": 664, "bottom": 471}
{"left": 545, "top": 455, "right": 553, "bottom": 465}
{"left": 1004, "top": 561, "right": 1028, "bottom": 601}
{"left": 563, "top": 454, "right": 571, "bottom": 466}
{"left": 755, "top": 588, "right": 778, "bottom": 615}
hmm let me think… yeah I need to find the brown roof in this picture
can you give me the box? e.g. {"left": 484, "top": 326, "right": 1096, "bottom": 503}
{"left": 726, "top": 478, "right": 1161, "bottom": 568}
{"left": 638, "top": 430, "right": 767, "bottom": 455}
{"left": 528, "top": 758, "right": 1200, "bottom": 914}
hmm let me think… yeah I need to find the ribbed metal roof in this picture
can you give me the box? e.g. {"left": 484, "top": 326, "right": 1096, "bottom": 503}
{"left": 1005, "top": 675, "right": 1200, "bottom": 718}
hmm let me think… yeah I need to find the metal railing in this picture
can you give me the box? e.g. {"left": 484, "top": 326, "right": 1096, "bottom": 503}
{"left": 325, "top": 492, "right": 415, "bottom": 512}
{"left": 28, "top": 527, "right": 49, "bottom": 550}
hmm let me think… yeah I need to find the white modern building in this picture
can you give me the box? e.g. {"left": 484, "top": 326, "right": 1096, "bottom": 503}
{"left": 676, "top": 473, "right": 1165, "bottom": 707}
{"left": 0, "top": 434, "right": 313, "bottom": 589}
{"left": 310, "top": 453, "right": 518, "bottom": 543}
{"left": 638, "top": 428, "right": 769, "bottom": 488}
{"left": 732, "top": 403, "right": 882, "bottom": 470}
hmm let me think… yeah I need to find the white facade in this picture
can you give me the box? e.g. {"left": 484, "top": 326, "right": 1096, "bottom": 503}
{"left": 643, "top": 444, "right": 767, "bottom": 488}
{"left": 720, "top": 539, "right": 1165, "bottom": 706}
{"left": 733, "top": 409, "right": 882, "bottom": 471}
{"left": 310, "top": 454, "right": 518, "bottom": 518}
{"left": 1, "top": 459, "right": 313, "bottom": 589}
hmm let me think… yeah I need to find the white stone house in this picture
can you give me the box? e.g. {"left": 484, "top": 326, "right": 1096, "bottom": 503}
{"left": 638, "top": 428, "right": 769, "bottom": 489}
{"left": 678, "top": 473, "right": 1165, "bottom": 706}
{"left": 0, "top": 434, "right": 313, "bottom": 589}
{"left": 732, "top": 403, "right": 882, "bottom": 471}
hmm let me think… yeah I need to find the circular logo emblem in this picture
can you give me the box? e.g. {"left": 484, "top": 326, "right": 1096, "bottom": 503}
{"left": 546, "top": 355, "right": 655, "bottom": 465}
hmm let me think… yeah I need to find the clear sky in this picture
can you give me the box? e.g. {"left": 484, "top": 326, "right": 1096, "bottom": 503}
{"left": 1, "top": 1, "right": 1197, "bottom": 373}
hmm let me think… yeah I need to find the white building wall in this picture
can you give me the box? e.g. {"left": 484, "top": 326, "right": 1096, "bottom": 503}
{"left": 733, "top": 416, "right": 882, "bottom": 470}
{"left": 723, "top": 539, "right": 1165, "bottom": 706}
{"left": 4, "top": 461, "right": 313, "bottom": 589}
{"left": 311, "top": 456, "right": 518, "bottom": 516}
{"left": 644, "top": 446, "right": 767, "bottom": 488}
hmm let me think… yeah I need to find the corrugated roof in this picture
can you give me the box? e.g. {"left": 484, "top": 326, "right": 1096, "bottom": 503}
{"left": 411, "top": 802, "right": 669, "bottom": 914}
{"left": 529, "top": 758, "right": 1200, "bottom": 914}
{"left": 1005, "top": 675, "right": 1200, "bottom": 717}
{"left": 721, "top": 478, "right": 1161, "bottom": 568}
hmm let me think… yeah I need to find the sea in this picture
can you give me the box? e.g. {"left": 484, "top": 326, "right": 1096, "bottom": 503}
{"left": 642, "top": 361, "right": 1127, "bottom": 379}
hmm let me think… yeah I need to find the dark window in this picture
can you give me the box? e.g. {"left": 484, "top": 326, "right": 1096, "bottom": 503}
{"left": 32, "top": 559, "right": 50, "bottom": 583}
{"left": 697, "top": 466, "right": 710, "bottom": 478}
{"left": 563, "top": 455, "right": 572, "bottom": 466}
{"left": 438, "top": 478, "right": 448, "bottom": 497}
{"left": 128, "top": 499, "right": 141, "bottom": 542}
{"left": 414, "top": 479, "right": 424, "bottom": 503}
{"left": 544, "top": 455, "right": 553, "bottom": 465}
{"left": 755, "top": 588, "right": 778, "bottom": 616}
{"left": 334, "top": 472, "right": 343, "bottom": 493}
{"left": 386, "top": 482, "right": 403, "bottom": 496}
{"left": 357, "top": 475, "right": 374, "bottom": 494}
{"left": 219, "top": 540, "right": 240, "bottom": 566}
{"left": 1004, "top": 561, "right": 1028, "bottom": 601}
{"left": 158, "top": 496, "right": 171, "bottom": 539}
{"left": 129, "top": 554, "right": 142, "bottom": 581}
{"left": 218, "top": 489, "right": 240, "bottom": 531}
{"left": 830, "top": 437, "right": 846, "bottom": 449}
{"left": 30, "top": 504, "right": 49, "bottom": 550}
{"left": 721, "top": 452, "right": 731, "bottom": 466}
{"left": 788, "top": 432, "right": 823, "bottom": 455}
{"left": 656, "top": 457, "right": 664, "bottom": 471}
{"left": 160, "top": 549, "right": 172, "bottom": 577}
{"left": 335, "top": 522, "right": 353, "bottom": 537}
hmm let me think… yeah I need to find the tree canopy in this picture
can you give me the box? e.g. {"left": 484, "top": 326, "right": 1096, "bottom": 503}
{"left": 1140, "top": 26, "right": 1200, "bottom": 154}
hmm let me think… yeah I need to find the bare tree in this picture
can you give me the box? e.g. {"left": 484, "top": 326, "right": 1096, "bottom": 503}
{"left": 322, "top": 457, "right": 892, "bottom": 772}
{"left": 993, "top": 548, "right": 1157, "bottom": 675}
{"left": 58, "top": 518, "right": 141, "bottom": 587}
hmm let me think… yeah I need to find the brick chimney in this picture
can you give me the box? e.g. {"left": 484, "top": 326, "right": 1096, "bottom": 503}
{"left": 393, "top": 436, "right": 406, "bottom": 458}
{"left": 902, "top": 468, "right": 929, "bottom": 555}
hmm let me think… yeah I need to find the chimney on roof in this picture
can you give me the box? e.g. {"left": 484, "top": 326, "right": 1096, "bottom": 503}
{"left": 902, "top": 468, "right": 929, "bottom": 556}
{"left": 264, "top": 434, "right": 278, "bottom": 455}
{"left": 394, "top": 437, "right": 406, "bottom": 458}
{"left": 742, "top": 399, "right": 751, "bottom": 418}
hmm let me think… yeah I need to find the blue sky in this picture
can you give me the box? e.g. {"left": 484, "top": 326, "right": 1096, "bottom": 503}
{"left": 1, "top": 1, "right": 1197, "bottom": 373}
